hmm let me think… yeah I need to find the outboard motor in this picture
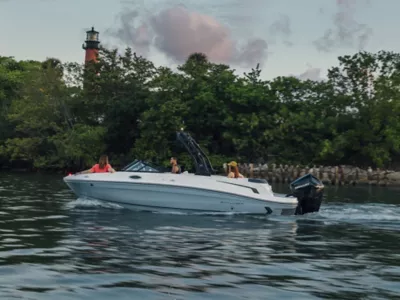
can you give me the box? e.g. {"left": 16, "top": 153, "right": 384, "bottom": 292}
{"left": 289, "top": 174, "right": 324, "bottom": 215}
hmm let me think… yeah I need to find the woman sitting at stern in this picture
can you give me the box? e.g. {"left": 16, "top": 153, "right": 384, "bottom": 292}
{"left": 227, "top": 161, "right": 244, "bottom": 178}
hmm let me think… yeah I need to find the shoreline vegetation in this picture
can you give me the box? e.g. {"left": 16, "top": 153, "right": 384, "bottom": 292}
{"left": 1, "top": 48, "right": 400, "bottom": 181}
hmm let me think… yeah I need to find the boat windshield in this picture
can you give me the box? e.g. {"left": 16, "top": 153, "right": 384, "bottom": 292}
{"left": 122, "top": 159, "right": 164, "bottom": 173}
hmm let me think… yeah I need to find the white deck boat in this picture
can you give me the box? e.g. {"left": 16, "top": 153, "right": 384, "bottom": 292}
{"left": 63, "top": 131, "right": 324, "bottom": 215}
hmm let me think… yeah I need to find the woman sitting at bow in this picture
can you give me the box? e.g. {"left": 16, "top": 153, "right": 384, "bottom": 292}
{"left": 78, "top": 155, "right": 116, "bottom": 174}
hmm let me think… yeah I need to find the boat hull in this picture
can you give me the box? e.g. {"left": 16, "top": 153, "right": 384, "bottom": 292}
{"left": 64, "top": 178, "right": 298, "bottom": 215}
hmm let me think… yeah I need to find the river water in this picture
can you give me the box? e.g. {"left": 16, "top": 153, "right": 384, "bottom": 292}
{"left": 0, "top": 172, "right": 399, "bottom": 299}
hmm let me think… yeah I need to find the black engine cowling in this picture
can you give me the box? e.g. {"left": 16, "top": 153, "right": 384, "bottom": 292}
{"left": 289, "top": 174, "right": 324, "bottom": 215}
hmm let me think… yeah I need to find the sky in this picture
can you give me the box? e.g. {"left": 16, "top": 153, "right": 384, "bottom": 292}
{"left": 0, "top": 0, "right": 398, "bottom": 80}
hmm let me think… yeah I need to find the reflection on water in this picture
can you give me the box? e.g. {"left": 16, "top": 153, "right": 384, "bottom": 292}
{"left": 0, "top": 172, "right": 399, "bottom": 299}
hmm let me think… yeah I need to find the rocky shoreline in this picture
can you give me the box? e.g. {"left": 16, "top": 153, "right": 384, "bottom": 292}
{"left": 227, "top": 163, "right": 400, "bottom": 186}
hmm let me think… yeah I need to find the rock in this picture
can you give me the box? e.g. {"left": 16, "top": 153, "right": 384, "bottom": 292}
{"left": 387, "top": 172, "right": 400, "bottom": 182}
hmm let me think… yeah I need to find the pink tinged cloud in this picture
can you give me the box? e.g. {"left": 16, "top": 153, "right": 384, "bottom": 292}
{"left": 112, "top": 5, "right": 268, "bottom": 68}
{"left": 150, "top": 6, "right": 235, "bottom": 63}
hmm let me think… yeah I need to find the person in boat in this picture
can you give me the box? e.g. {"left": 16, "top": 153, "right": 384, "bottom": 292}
{"left": 227, "top": 161, "right": 244, "bottom": 178}
{"left": 78, "top": 155, "right": 116, "bottom": 174}
{"left": 170, "top": 157, "right": 181, "bottom": 174}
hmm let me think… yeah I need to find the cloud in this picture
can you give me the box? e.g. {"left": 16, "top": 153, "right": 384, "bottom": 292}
{"left": 108, "top": 10, "right": 152, "bottom": 55}
{"left": 109, "top": 5, "right": 268, "bottom": 68}
{"left": 268, "top": 14, "right": 292, "bottom": 46}
{"left": 297, "top": 67, "right": 323, "bottom": 81}
{"left": 106, "top": 0, "right": 375, "bottom": 75}
{"left": 150, "top": 6, "right": 235, "bottom": 63}
{"left": 313, "top": 0, "right": 373, "bottom": 52}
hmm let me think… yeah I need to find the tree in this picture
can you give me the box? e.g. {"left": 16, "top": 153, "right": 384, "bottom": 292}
{"left": 1, "top": 48, "right": 400, "bottom": 171}
{"left": 0, "top": 57, "right": 41, "bottom": 166}
{"left": 324, "top": 51, "right": 400, "bottom": 167}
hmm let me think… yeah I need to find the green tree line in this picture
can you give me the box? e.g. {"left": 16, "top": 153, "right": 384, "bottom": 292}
{"left": 0, "top": 48, "right": 399, "bottom": 172}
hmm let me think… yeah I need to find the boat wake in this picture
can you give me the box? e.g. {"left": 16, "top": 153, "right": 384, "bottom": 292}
{"left": 300, "top": 202, "right": 400, "bottom": 230}
{"left": 64, "top": 197, "right": 400, "bottom": 231}
{"left": 65, "top": 197, "right": 266, "bottom": 216}
{"left": 65, "top": 197, "right": 124, "bottom": 210}
{"left": 318, "top": 203, "right": 400, "bottom": 221}
{"left": 65, "top": 197, "right": 398, "bottom": 222}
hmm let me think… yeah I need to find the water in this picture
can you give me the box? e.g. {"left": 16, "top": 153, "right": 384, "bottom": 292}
{"left": 0, "top": 173, "right": 399, "bottom": 299}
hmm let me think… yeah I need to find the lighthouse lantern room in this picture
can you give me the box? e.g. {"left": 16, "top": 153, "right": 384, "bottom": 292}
{"left": 82, "top": 26, "right": 100, "bottom": 63}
